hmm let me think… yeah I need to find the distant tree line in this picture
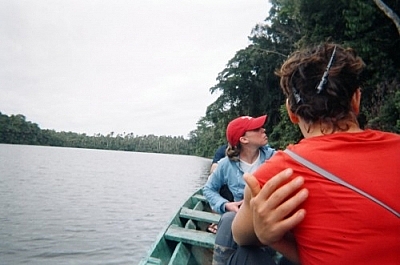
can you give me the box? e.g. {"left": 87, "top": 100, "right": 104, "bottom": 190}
{"left": 190, "top": 0, "right": 400, "bottom": 157}
{"left": 0, "top": 112, "right": 194, "bottom": 155}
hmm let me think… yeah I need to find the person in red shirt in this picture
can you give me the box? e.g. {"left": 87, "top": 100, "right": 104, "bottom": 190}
{"left": 231, "top": 43, "right": 400, "bottom": 265}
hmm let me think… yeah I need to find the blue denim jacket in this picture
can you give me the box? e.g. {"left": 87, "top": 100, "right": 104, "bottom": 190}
{"left": 203, "top": 146, "right": 275, "bottom": 214}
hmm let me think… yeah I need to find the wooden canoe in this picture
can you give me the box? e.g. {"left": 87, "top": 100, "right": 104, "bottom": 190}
{"left": 138, "top": 188, "right": 221, "bottom": 265}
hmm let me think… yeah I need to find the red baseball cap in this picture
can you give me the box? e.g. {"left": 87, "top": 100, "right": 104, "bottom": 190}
{"left": 226, "top": 115, "right": 268, "bottom": 147}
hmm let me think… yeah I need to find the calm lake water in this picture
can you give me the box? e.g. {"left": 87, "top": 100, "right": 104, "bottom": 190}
{"left": 0, "top": 144, "right": 211, "bottom": 265}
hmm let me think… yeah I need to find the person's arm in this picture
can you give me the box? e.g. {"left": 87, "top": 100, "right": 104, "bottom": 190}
{"left": 203, "top": 169, "right": 228, "bottom": 214}
{"left": 231, "top": 183, "right": 261, "bottom": 244}
{"left": 209, "top": 145, "right": 227, "bottom": 173}
{"left": 210, "top": 162, "right": 218, "bottom": 173}
{"left": 232, "top": 168, "right": 308, "bottom": 264}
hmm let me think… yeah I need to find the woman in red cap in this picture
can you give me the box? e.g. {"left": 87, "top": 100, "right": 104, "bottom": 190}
{"left": 203, "top": 114, "right": 277, "bottom": 264}
{"left": 203, "top": 115, "right": 274, "bottom": 215}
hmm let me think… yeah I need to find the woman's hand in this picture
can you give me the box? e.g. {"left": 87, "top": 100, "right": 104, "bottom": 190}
{"left": 225, "top": 200, "right": 243, "bottom": 212}
{"left": 244, "top": 168, "right": 308, "bottom": 246}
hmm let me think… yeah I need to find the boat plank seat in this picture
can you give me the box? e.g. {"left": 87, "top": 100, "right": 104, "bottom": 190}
{"left": 192, "top": 194, "right": 207, "bottom": 202}
{"left": 165, "top": 225, "right": 216, "bottom": 249}
{"left": 180, "top": 207, "right": 221, "bottom": 224}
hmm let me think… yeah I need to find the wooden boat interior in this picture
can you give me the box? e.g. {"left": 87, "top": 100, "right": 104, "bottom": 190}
{"left": 139, "top": 190, "right": 221, "bottom": 265}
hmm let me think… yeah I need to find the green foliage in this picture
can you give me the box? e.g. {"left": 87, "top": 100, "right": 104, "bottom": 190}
{"left": 341, "top": 0, "right": 400, "bottom": 124}
{"left": 191, "top": 0, "right": 400, "bottom": 155}
{"left": 269, "top": 104, "right": 303, "bottom": 150}
{"left": 0, "top": 112, "right": 195, "bottom": 156}
{"left": 367, "top": 81, "right": 400, "bottom": 133}
{"left": 0, "top": 113, "right": 43, "bottom": 145}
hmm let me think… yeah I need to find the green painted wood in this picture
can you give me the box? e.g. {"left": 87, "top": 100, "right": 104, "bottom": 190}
{"left": 192, "top": 201, "right": 204, "bottom": 211}
{"left": 184, "top": 219, "right": 197, "bottom": 229}
{"left": 139, "top": 189, "right": 216, "bottom": 265}
{"left": 145, "top": 237, "right": 173, "bottom": 265}
{"left": 168, "top": 242, "right": 190, "bottom": 265}
{"left": 146, "top": 257, "right": 162, "bottom": 264}
{"left": 179, "top": 207, "right": 221, "bottom": 224}
{"left": 165, "top": 225, "right": 216, "bottom": 249}
{"left": 192, "top": 194, "right": 207, "bottom": 202}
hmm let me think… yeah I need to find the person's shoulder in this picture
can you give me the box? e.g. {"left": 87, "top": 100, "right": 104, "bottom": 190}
{"left": 212, "top": 144, "right": 227, "bottom": 162}
{"left": 259, "top": 145, "right": 276, "bottom": 160}
{"left": 216, "top": 156, "right": 230, "bottom": 166}
{"left": 217, "top": 144, "right": 228, "bottom": 151}
{"left": 332, "top": 129, "right": 400, "bottom": 145}
{"left": 366, "top": 129, "right": 400, "bottom": 138}
{"left": 364, "top": 130, "right": 400, "bottom": 150}
{"left": 210, "top": 156, "right": 234, "bottom": 178}
{"left": 260, "top": 145, "right": 276, "bottom": 153}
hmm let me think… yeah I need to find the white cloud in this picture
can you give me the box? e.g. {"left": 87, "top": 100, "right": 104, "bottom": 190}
{"left": 0, "top": 0, "right": 270, "bottom": 138}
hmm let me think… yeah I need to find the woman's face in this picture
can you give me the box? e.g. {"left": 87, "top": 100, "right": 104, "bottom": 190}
{"left": 242, "top": 127, "right": 268, "bottom": 146}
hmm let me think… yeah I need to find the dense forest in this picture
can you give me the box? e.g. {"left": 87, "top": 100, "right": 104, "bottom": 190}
{"left": 190, "top": 0, "right": 400, "bottom": 157}
{"left": 1, "top": 0, "right": 399, "bottom": 157}
{"left": 0, "top": 112, "right": 194, "bottom": 155}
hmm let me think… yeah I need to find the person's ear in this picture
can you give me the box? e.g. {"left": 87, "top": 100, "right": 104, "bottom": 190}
{"left": 239, "top": 135, "right": 249, "bottom": 144}
{"left": 351, "top": 88, "right": 361, "bottom": 115}
{"left": 286, "top": 99, "right": 299, "bottom": 124}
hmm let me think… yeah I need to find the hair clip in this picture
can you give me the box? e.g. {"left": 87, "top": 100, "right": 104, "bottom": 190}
{"left": 316, "top": 45, "right": 337, "bottom": 94}
{"left": 290, "top": 70, "right": 302, "bottom": 104}
{"left": 292, "top": 86, "right": 302, "bottom": 104}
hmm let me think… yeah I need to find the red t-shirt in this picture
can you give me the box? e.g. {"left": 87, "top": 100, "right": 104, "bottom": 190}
{"left": 254, "top": 130, "right": 400, "bottom": 265}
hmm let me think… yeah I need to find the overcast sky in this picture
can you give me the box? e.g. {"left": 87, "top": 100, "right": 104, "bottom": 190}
{"left": 1, "top": 0, "right": 271, "bottom": 138}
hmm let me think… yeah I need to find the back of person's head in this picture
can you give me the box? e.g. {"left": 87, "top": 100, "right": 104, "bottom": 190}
{"left": 225, "top": 115, "right": 267, "bottom": 160}
{"left": 276, "top": 43, "right": 365, "bottom": 133}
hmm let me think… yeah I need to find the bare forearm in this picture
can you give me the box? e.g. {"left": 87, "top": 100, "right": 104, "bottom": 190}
{"left": 231, "top": 184, "right": 262, "bottom": 245}
{"left": 233, "top": 205, "right": 300, "bottom": 263}
{"left": 232, "top": 204, "right": 260, "bottom": 245}
{"left": 240, "top": 169, "right": 307, "bottom": 263}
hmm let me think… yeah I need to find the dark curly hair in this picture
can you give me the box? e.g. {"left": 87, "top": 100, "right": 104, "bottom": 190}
{"left": 276, "top": 43, "right": 365, "bottom": 134}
